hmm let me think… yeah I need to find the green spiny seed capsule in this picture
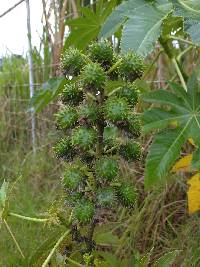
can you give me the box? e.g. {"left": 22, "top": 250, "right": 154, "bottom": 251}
{"left": 97, "top": 187, "right": 115, "bottom": 207}
{"left": 119, "top": 140, "right": 141, "bottom": 161}
{"left": 95, "top": 157, "right": 119, "bottom": 181}
{"left": 72, "top": 126, "right": 97, "bottom": 150}
{"left": 81, "top": 63, "right": 106, "bottom": 92}
{"left": 116, "top": 83, "right": 139, "bottom": 107}
{"left": 56, "top": 106, "right": 78, "bottom": 130}
{"left": 79, "top": 104, "right": 99, "bottom": 124}
{"left": 119, "top": 52, "right": 145, "bottom": 82}
{"left": 65, "top": 191, "right": 83, "bottom": 206}
{"left": 127, "top": 114, "right": 141, "bottom": 137}
{"left": 74, "top": 199, "right": 94, "bottom": 223}
{"left": 53, "top": 138, "right": 74, "bottom": 159}
{"left": 61, "top": 83, "right": 84, "bottom": 105}
{"left": 62, "top": 164, "right": 84, "bottom": 190}
{"left": 117, "top": 183, "right": 137, "bottom": 207}
{"left": 61, "top": 48, "right": 86, "bottom": 76}
{"left": 104, "top": 97, "right": 130, "bottom": 123}
{"left": 88, "top": 41, "right": 114, "bottom": 70}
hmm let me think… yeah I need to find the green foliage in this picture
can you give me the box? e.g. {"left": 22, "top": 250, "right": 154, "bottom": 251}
{"left": 0, "top": 180, "right": 9, "bottom": 221}
{"left": 142, "top": 73, "right": 200, "bottom": 188}
{"left": 31, "top": 77, "right": 67, "bottom": 113}
{"left": 52, "top": 41, "right": 143, "bottom": 262}
{"left": 64, "top": 0, "right": 117, "bottom": 50}
{"left": 100, "top": 0, "right": 200, "bottom": 56}
{"left": 95, "top": 157, "right": 119, "bottom": 181}
{"left": 81, "top": 62, "right": 106, "bottom": 91}
{"left": 72, "top": 126, "right": 97, "bottom": 150}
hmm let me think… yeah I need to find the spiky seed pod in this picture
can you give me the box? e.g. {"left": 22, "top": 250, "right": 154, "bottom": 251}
{"left": 95, "top": 157, "right": 119, "bottom": 181}
{"left": 79, "top": 104, "right": 99, "bottom": 125}
{"left": 61, "top": 83, "right": 84, "bottom": 105}
{"left": 65, "top": 191, "right": 83, "bottom": 207}
{"left": 104, "top": 97, "right": 130, "bottom": 123}
{"left": 127, "top": 114, "right": 141, "bottom": 137}
{"left": 72, "top": 126, "right": 97, "bottom": 150}
{"left": 56, "top": 106, "right": 78, "bottom": 130}
{"left": 116, "top": 83, "right": 139, "bottom": 107}
{"left": 117, "top": 183, "right": 137, "bottom": 207}
{"left": 103, "top": 126, "right": 119, "bottom": 141}
{"left": 118, "top": 52, "right": 145, "bottom": 82}
{"left": 62, "top": 164, "right": 84, "bottom": 190}
{"left": 88, "top": 41, "right": 114, "bottom": 70}
{"left": 119, "top": 140, "right": 142, "bottom": 161}
{"left": 81, "top": 63, "right": 106, "bottom": 92}
{"left": 74, "top": 199, "right": 94, "bottom": 223}
{"left": 97, "top": 187, "right": 116, "bottom": 207}
{"left": 53, "top": 138, "right": 74, "bottom": 159}
{"left": 60, "top": 48, "right": 86, "bottom": 76}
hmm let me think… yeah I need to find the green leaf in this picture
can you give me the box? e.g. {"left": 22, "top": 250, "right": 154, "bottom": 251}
{"left": 65, "top": 0, "right": 116, "bottom": 50}
{"left": 30, "top": 77, "right": 67, "bottom": 113}
{"left": 142, "top": 108, "right": 182, "bottom": 134}
{"left": 0, "top": 180, "right": 9, "bottom": 221}
{"left": 27, "top": 228, "right": 65, "bottom": 267}
{"left": 100, "top": 0, "right": 172, "bottom": 56}
{"left": 94, "top": 232, "right": 119, "bottom": 246}
{"left": 185, "top": 19, "right": 200, "bottom": 44}
{"left": 121, "top": 5, "right": 171, "bottom": 56}
{"left": 153, "top": 250, "right": 180, "bottom": 267}
{"left": 172, "top": 0, "right": 200, "bottom": 44}
{"left": 99, "top": 0, "right": 148, "bottom": 38}
{"left": 144, "top": 128, "right": 188, "bottom": 188}
{"left": 142, "top": 89, "right": 188, "bottom": 112}
{"left": 97, "top": 252, "right": 121, "bottom": 267}
{"left": 142, "top": 74, "right": 200, "bottom": 188}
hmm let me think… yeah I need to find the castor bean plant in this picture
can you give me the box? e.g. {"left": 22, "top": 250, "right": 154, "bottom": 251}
{"left": 53, "top": 40, "right": 145, "bottom": 264}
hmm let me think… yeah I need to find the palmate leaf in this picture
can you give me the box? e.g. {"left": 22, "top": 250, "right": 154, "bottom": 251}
{"left": 142, "top": 74, "right": 200, "bottom": 188}
{"left": 120, "top": 4, "right": 171, "bottom": 55}
{"left": 172, "top": 0, "right": 200, "bottom": 44}
{"left": 64, "top": 0, "right": 116, "bottom": 50}
{"left": 100, "top": 0, "right": 172, "bottom": 57}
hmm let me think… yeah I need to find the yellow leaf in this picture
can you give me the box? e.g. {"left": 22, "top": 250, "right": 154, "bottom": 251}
{"left": 188, "top": 138, "right": 195, "bottom": 146}
{"left": 172, "top": 154, "right": 192, "bottom": 172}
{"left": 187, "top": 173, "right": 200, "bottom": 214}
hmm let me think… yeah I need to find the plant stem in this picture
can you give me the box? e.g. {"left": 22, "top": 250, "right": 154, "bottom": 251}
{"left": 65, "top": 256, "right": 83, "bottom": 267}
{"left": 143, "top": 49, "right": 164, "bottom": 79}
{"left": 168, "top": 35, "right": 199, "bottom": 47}
{"left": 42, "top": 230, "right": 70, "bottom": 267}
{"left": 177, "top": 45, "right": 193, "bottom": 62}
{"left": 172, "top": 58, "right": 187, "bottom": 91}
{"left": 107, "top": 58, "right": 122, "bottom": 74}
{"left": 4, "top": 219, "right": 25, "bottom": 259}
{"left": 9, "top": 212, "right": 49, "bottom": 223}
